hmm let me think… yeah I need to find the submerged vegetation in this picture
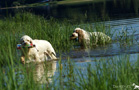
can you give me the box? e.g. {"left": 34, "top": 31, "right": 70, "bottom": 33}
{"left": 0, "top": 12, "right": 138, "bottom": 90}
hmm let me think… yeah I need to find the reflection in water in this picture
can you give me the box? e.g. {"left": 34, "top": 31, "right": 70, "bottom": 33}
{"left": 27, "top": 61, "right": 57, "bottom": 84}
{"left": 0, "top": 0, "right": 139, "bottom": 21}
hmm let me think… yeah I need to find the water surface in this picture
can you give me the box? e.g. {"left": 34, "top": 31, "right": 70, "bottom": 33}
{"left": 0, "top": 0, "right": 139, "bottom": 21}
{"left": 1, "top": 0, "right": 139, "bottom": 87}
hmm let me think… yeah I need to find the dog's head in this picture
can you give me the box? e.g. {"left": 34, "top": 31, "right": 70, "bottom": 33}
{"left": 70, "top": 28, "right": 84, "bottom": 42}
{"left": 133, "top": 83, "right": 135, "bottom": 86}
{"left": 20, "top": 35, "right": 33, "bottom": 47}
{"left": 70, "top": 32, "right": 78, "bottom": 40}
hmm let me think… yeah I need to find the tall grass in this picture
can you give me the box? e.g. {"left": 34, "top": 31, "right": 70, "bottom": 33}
{"left": 54, "top": 55, "right": 139, "bottom": 90}
{"left": 0, "top": 12, "right": 138, "bottom": 90}
{"left": 0, "top": 12, "right": 114, "bottom": 64}
{"left": 0, "top": 49, "right": 138, "bottom": 90}
{"left": 0, "top": 12, "right": 74, "bottom": 65}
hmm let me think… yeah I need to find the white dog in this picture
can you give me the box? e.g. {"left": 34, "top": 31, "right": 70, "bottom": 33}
{"left": 70, "top": 28, "right": 111, "bottom": 48}
{"left": 19, "top": 35, "right": 57, "bottom": 64}
{"left": 133, "top": 83, "right": 139, "bottom": 89}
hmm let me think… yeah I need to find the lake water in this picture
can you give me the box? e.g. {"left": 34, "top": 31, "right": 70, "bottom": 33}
{"left": 0, "top": 0, "right": 139, "bottom": 21}
{"left": 1, "top": 0, "right": 139, "bottom": 87}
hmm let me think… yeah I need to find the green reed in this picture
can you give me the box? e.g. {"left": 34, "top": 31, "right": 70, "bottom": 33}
{"left": 0, "top": 12, "right": 113, "bottom": 53}
{"left": 56, "top": 54, "right": 139, "bottom": 90}
{"left": 0, "top": 37, "right": 138, "bottom": 90}
{"left": 0, "top": 12, "right": 136, "bottom": 65}
{"left": 0, "top": 12, "right": 138, "bottom": 90}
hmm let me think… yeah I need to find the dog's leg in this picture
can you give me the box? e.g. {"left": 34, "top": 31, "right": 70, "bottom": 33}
{"left": 34, "top": 54, "right": 41, "bottom": 63}
{"left": 21, "top": 56, "right": 25, "bottom": 64}
{"left": 95, "top": 33, "right": 99, "bottom": 45}
{"left": 44, "top": 51, "right": 49, "bottom": 60}
{"left": 45, "top": 50, "right": 57, "bottom": 60}
{"left": 50, "top": 52, "right": 57, "bottom": 59}
{"left": 26, "top": 60, "right": 35, "bottom": 63}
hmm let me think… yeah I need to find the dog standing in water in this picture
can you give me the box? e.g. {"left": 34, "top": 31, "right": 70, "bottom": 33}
{"left": 19, "top": 35, "right": 57, "bottom": 64}
{"left": 70, "top": 28, "right": 111, "bottom": 48}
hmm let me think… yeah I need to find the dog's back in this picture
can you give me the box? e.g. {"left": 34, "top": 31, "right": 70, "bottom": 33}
{"left": 33, "top": 40, "right": 56, "bottom": 56}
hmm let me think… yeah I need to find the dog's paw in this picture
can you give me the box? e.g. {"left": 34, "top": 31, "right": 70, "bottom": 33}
{"left": 26, "top": 60, "right": 35, "bottom": 64}
{"left": 26, "top": 60, "right": 31, "bottom": 64}
{"left": 36, "top": 60, "right": 42, "bottom": 63}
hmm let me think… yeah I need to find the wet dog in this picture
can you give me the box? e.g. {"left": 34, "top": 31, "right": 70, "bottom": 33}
{"left": 19, "top": 35, "right": 57, "bottom": 64}
{"left": 133, "top": 83, "right": 139, "bottom": 89}
{"left": 70, "top": 28, "right": 111, "bottom": 48}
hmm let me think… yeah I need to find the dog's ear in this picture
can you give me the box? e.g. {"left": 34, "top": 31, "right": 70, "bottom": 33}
{"left": 75, "top": 30, "right": 84, "bottom": 43}
{"left": 75, "top": 30, "right": 80, "bottom": 33}
{"left": 27, "top": 36, "right": 33, "bottom": 44}
{"left": 75, "top": 30, "right": 83, "bottom": 36}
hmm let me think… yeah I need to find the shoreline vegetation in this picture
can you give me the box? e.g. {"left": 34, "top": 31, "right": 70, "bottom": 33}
{"left": 0, "top": 0, "right": 95, "bottom": 10}
{"left": 0, "top": 12, "right": 137, "bottom": 64}
{"left": 0, "top": 10, "right": 138, "bottom": 89}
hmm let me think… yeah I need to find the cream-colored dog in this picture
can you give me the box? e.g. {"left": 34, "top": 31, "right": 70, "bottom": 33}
{"left": 19, "top": 35, "right": 57, "bottom": 64}
{"left": 70, "top": 28, "right": 111, "bottom": 48}
{"left": 133, "top": 83, "right": 139, "bottom": 89}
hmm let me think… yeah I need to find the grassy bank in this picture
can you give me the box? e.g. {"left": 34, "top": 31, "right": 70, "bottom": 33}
{"left": 57, "top": 0, "right": 107, "bottom": 5}
{"left": 0, "top": 0, "right": 99, "bottom": 9}
{"left": 57, "top": 0, "right": 93, "bottom": 5}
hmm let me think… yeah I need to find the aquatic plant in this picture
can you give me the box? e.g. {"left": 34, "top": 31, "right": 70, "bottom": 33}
{"left": 0, "top": 12, "right": 137, "bottom": 64}
{"left": 0, "top": 12, "right": 138, "bottom": 90}
{"left": 0, "top": 49, "right": 138, "bottom": 90}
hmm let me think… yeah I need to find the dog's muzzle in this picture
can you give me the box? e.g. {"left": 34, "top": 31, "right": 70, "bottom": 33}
{"left": 19, "top": 42, "right": 35, "bottom": 49}
{"left": 21, "top": 41, "right": 27, "bottom": 46}
{"left": 70, "top": 36, "right": 78, "bottom": 41}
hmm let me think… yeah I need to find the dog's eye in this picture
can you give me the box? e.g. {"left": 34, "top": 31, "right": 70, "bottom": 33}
{"left": 27, "top": 40, "right": 30, "bottom": 42}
